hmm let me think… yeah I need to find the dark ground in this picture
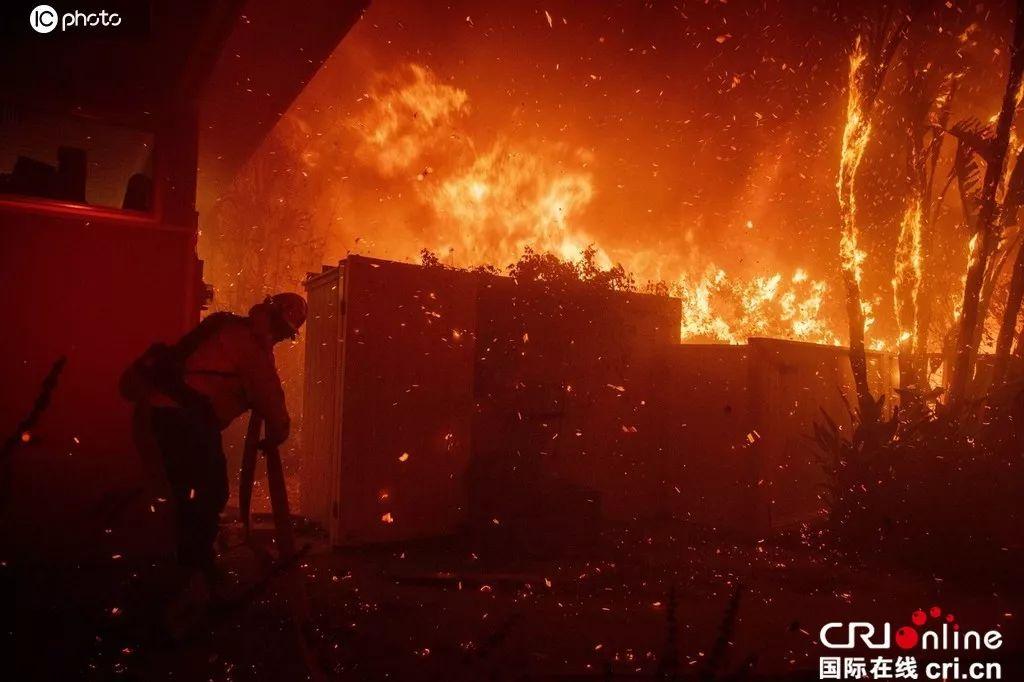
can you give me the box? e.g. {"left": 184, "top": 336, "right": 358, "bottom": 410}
{"left": 9, "top": 511, "right": 1023, "bottom": 681}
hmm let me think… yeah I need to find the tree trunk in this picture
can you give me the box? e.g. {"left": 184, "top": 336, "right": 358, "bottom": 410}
{"left": 974, "top": 236, "right": 1020, "bottom": 352}
{"left": 895, "top": 195, "right": 923, "bottom": 389}
{"left": 895, "top": 58, "right": 932, "bottom": 391}
{"left": 948, "top": 7, "right": 1024, "bottom": 407}
{"left": 896, "top": 146, "right": 926, "bottom": 389}
{"left": 992, "top": 242, "right": 1024, "bottom": 384}
{"left": 836, "top": 21, "right": 909, "bottom": 415}
{"left": 844, "top": 270, "right": 873, "bottom": 412}
{"left": 915, "top": 158, "right": 958, "bottom": 385}
{"left": 991, "top": 145, "right": 1024, "bottom": 385}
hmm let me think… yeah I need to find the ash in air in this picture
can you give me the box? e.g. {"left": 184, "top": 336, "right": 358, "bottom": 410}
{"left": 4, "top": 1, "right": 1024, "bottom": 681}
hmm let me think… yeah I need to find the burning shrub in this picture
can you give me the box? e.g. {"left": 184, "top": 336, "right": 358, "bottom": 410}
{"left": 421, "top": 245, "right": 638, "bottom": 293}
{"left": 676, "top": 265, "right": 838, "bottom": 345}
{"left": 508, "top": 246, "right": 636, "bottom": 292}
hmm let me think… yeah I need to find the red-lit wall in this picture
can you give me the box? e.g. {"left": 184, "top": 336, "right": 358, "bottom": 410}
{"left": 0, "top": 140, "right": 202, "bottom": 559}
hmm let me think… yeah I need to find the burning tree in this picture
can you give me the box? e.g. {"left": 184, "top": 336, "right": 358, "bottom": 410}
{"left": 837, "top": 4, "right": 1024, "bottom": 410}
{"left": 894, "top": 58, "right": 958, "bottom": 392}
{"left": 991, "top": 143, "right": 1024, "bottom": 385}
{"left": 816, "top": 4, "right": 1024, "bottom": 568}
{"left": 947, "top": 6, "right": 1024, "bottom": 406}
{"left": 837, "top": 15, "right": 908, "bottom": 414}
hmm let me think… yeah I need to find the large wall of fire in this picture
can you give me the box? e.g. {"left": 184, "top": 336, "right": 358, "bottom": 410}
{"left": 198, "top": 0, "right": 1013, "bottom": 351}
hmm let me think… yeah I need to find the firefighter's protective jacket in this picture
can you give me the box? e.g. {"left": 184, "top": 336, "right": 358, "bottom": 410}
{"left": 149, "top": 313, "right": 290, "bottom": 444}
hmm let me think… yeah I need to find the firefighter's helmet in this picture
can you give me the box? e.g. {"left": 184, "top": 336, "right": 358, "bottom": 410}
{"left": 268, "top": 292, "right": 308, "bottom": 337}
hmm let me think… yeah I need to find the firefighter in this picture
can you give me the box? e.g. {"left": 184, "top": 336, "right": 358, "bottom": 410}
{"left": 121, "top": 292, "right": 307, "bottom": 626}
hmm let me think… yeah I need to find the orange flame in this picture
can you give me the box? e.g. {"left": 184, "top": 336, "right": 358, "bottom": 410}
{"left": 677, "top": 266, "right": 838, "bottom": 345}
{"left": 837, "top": 38, "right": 871, "bottom": 286}
{"left": 893, "top": 196, "right": 922, "bottom": 352}
{"left": 351, "top": 63, "right": 600, "bottom": 267}
{"left": 427, "top": 140, "right": 598, "bottom": 265}
{"left": 353, "top": 64, "right": 469, "bottom": 176}
{"left": 332, "top": 63, "right": 844, "bottom": 345}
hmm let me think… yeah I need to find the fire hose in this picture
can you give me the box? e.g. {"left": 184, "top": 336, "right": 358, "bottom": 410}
{"left": 239, "top": 411, "right": 327, "bottom": 682}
